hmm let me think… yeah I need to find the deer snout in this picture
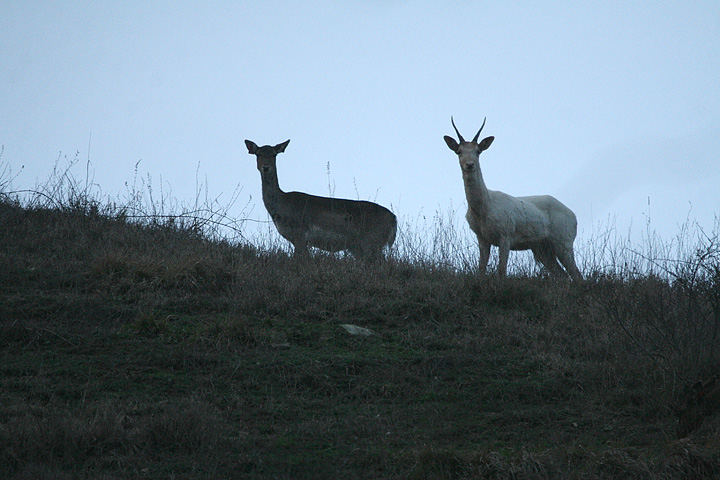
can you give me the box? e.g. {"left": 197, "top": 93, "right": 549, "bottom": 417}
{"left": 463, "top": 161, "right": 476, "bottom": 172}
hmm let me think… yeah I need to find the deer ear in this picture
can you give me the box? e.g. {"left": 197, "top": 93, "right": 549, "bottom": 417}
{"left": 444, "top": 136, "right": 459, "bottom": 153}
{"left": 478, "top": 136, "right": 495, "bottom": 152}
{"left": 275, "top": 140, "right": 290, "bottom": 153}
{"left": 245, "top": 140, "right": 258, "bottom": 154}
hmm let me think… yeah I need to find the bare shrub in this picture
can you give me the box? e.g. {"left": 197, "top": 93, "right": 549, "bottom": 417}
{"left": 675, "top": 374, "right": 720, "bottom": 438}
{"left": 589, "top": 219, "right": 720, "bottom": 376}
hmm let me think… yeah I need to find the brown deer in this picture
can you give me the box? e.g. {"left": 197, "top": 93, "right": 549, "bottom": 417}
{"left": 245, "top": 139, "right": 396, "bottom": 261}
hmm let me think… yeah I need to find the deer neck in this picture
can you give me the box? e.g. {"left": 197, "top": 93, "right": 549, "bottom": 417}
{"left": 260, "top": 170, "right": 285, "bottom": 218}
{"left": 463, "top": 167, "right": 491, "bottom": 218}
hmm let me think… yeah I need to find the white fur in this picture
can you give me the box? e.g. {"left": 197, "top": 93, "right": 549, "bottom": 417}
{"left": 444, "top": 120, "right": 582, "bottom": 279}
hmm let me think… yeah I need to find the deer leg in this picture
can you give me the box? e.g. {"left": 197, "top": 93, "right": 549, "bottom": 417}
{"left": 367, "top": 246, "right": 385, "bottom": 263}
{"left": 292, "top": 241, "right": 310, "bottom": 258}
{"left": 477, "top": 239, "right": 491, "bottom": 275}
{"left": 556, "top": 244, "right": 582, "bottom": 281}
{"left": 532, "top": 247, "right": 563, "bottom": 277}
{"left": 497, "top": 241, "right": 511, "bottom": 276}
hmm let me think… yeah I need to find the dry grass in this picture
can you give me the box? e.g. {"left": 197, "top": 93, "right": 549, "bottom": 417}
{"left": 1, "top": 157, "right": 719, "bottom": 478}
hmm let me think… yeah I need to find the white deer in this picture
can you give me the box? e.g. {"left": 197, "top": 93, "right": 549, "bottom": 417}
{"left": 245, "top": 139, "right": 397, "bottom": 261}
{"left": 444, "top": 118, "right": 582, "bottom": 279}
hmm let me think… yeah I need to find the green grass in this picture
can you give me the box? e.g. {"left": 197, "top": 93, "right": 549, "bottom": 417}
{"left": 1, "top": 159, "right": 719, "bottom": 479}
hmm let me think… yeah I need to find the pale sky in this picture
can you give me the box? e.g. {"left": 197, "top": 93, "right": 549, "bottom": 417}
{"left": 2, "top": 1, "right": 719, "bottom": 253}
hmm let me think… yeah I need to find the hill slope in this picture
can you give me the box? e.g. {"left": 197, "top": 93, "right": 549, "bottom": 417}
{"left": 1, "top": 199, "right": 719, "bottom": 479}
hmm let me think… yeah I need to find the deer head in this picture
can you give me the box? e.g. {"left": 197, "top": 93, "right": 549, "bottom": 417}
{"left": 443, "top": 117, "right": 495, "bottom": 173}
{"left": 245, "top": 139, "right": 291, "bottom": 176}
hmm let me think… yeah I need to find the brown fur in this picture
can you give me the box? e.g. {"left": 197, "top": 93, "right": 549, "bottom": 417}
{"left": 246, "top": 139, "right": 396, "bottom": 261}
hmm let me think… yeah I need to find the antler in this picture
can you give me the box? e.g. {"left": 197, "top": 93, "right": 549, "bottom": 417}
{"left": 472, "top": 117, "right": 487, "bottom": 143}
{"left": 451, "top": 116, "right": 465, "bottom": 143}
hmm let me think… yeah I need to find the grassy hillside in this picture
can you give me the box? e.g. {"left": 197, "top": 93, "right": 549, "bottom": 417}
{"left": 1, "top": 182, "right": 719, "bottom": 478}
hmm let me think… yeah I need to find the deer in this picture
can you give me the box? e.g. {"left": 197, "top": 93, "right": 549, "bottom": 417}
{"left": 443, "top": 117, "right": 582, "bottom": 280}
{"left": 675, "top": 374, "right": 720, "bottom": 438}
{"left": 245, "top": 139, "right": 397, "bottom": 261}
